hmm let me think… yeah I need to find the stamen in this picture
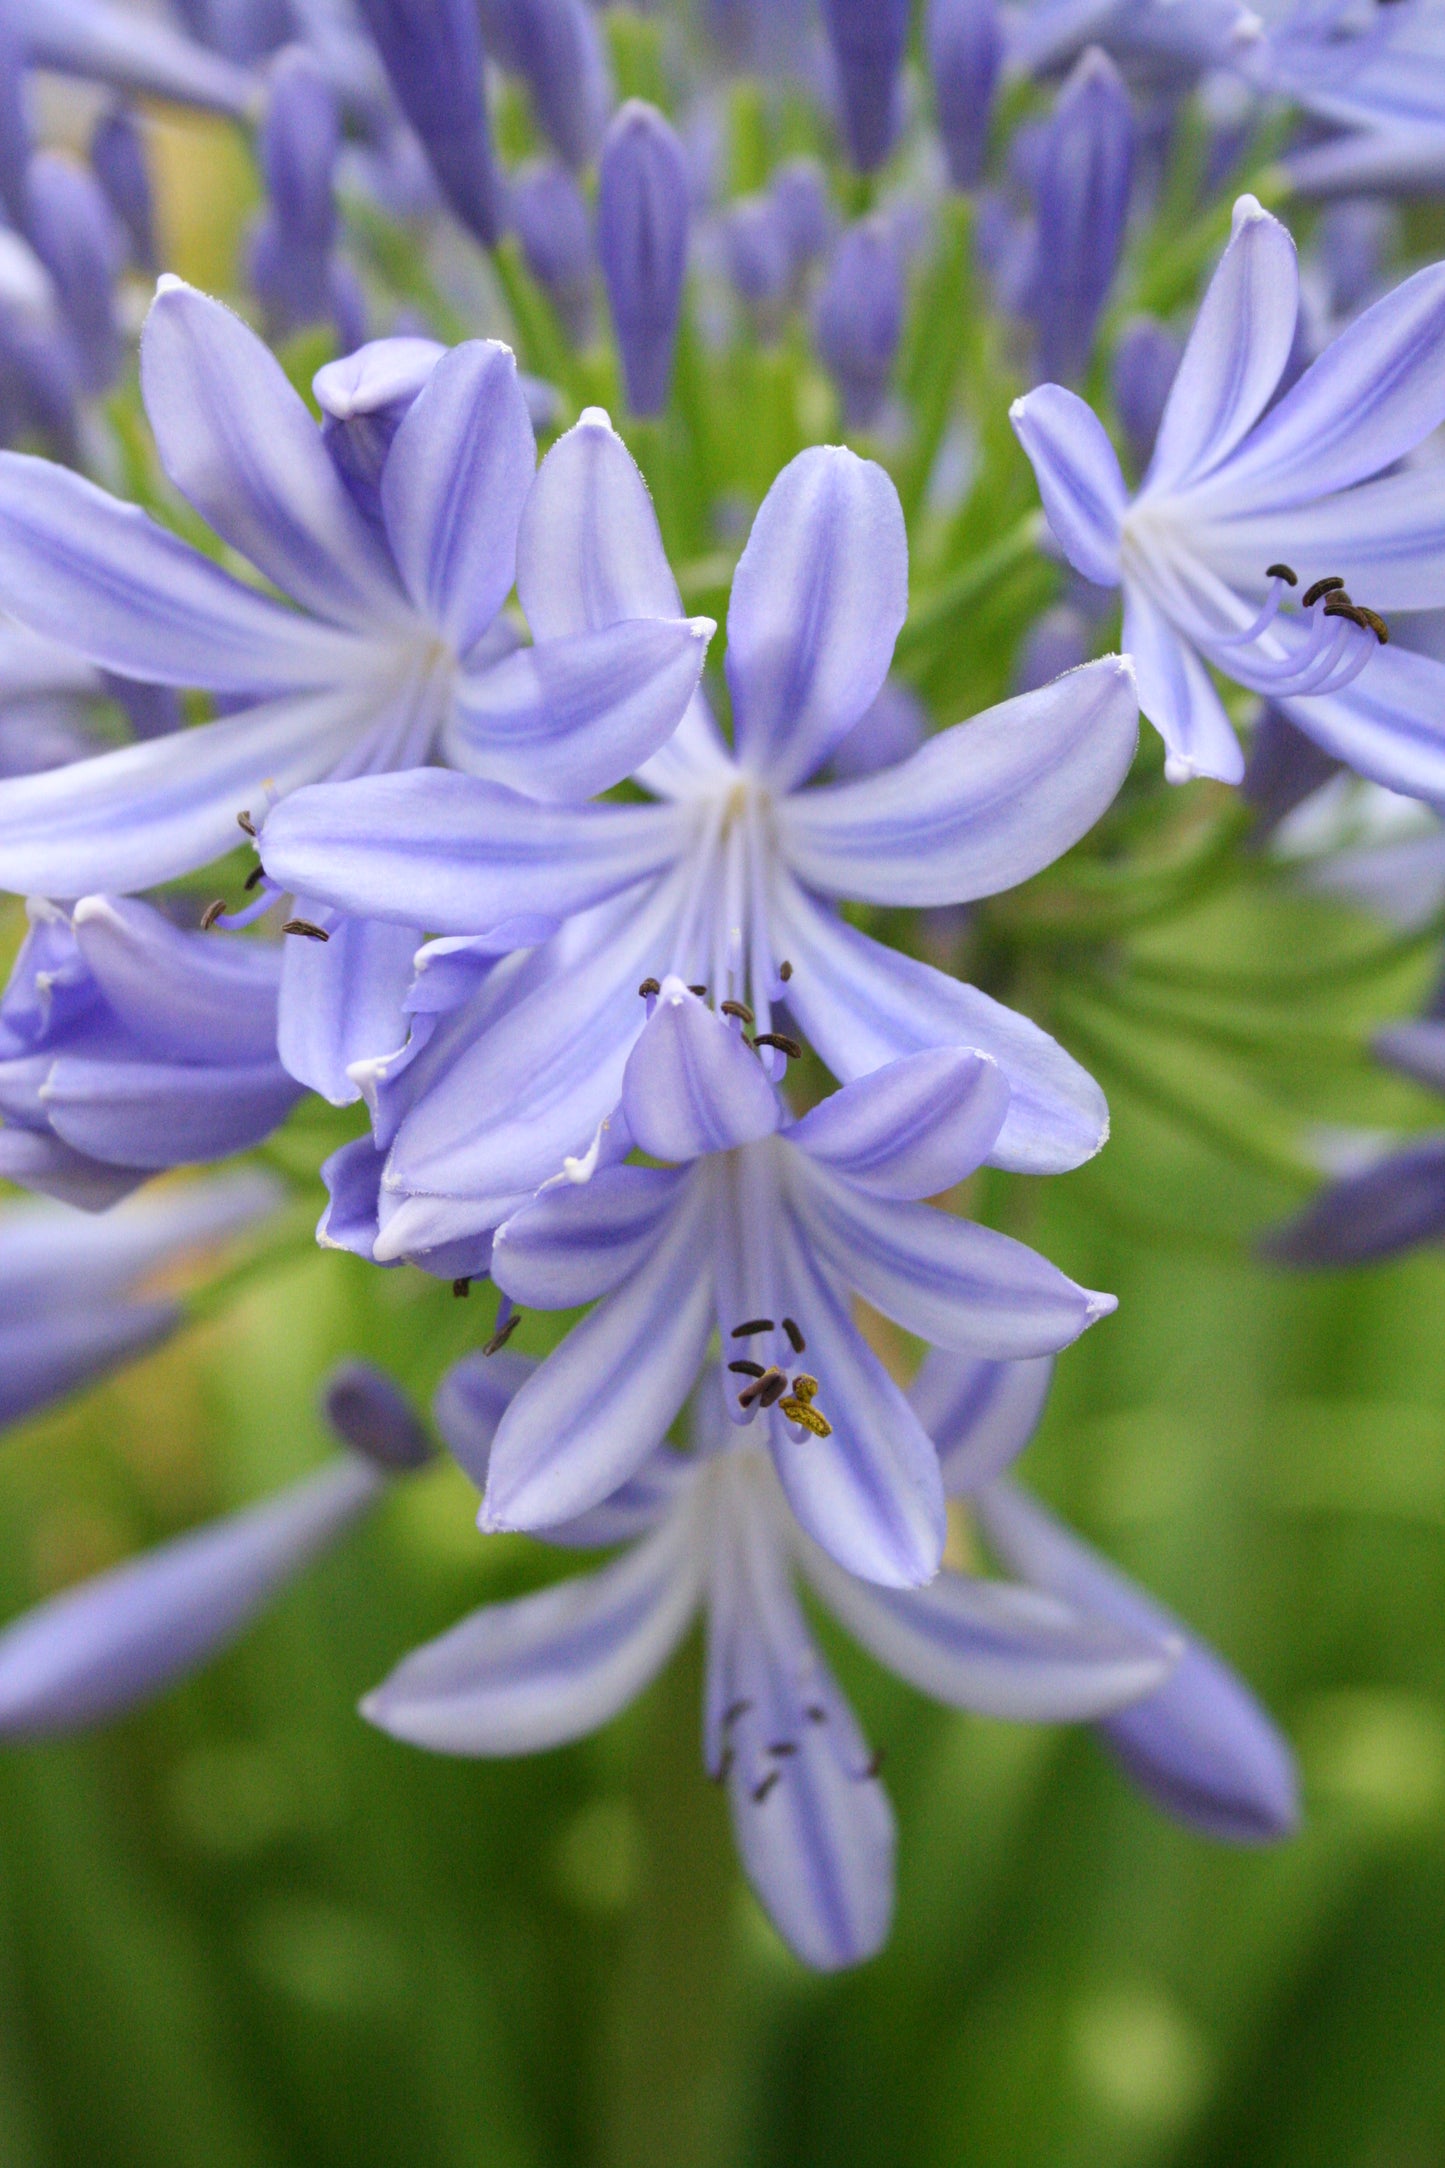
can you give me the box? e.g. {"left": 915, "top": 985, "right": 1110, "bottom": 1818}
{"left": 709, "top": 1747, "right": 734, "bottom": 1784}
{"left": 767, "top": 1741, "right": 798, "bottom": 1758}
{"left": 780, "top": 1372, "right": 833, "bottom": 1436}
{"left": 236, "top": 809, "right": 257, "bottom": 837}
{"left": 1355, "top": 605, "right": 1389, "bottom": 645}
{"left": 751, "top": 1771, "right": 781, "bottom": 1804}
{"left": 857, "top": 1748, "right": 886, "bottom": 1781}
{"left": 452, "top": 1278, "right": 470, "bottom": 1298}
{"left": 687, "top": 983, "right": 707, "bottom": 997}
{"left": 728, "top": 1359, "right": 765, "bottom": 1378}
{"left": 805, "top": 1705, "right": 827, "bottom": 1724}
{"left": 731, "top": 1318, "right": 774, "bottom": 1337}
{"left": 638, "top": 976, "right": 661, "bottom": 998}
{"left": 738, "top": 1365, "right": 787, "bottom": 1410}
{"left": 1323, "top": 597, "right": 1368, "bottom": 630}
{"left": 200, "top": 899, "right": 227, "bottom": 931}
{"left": 282, "top": 918, "right": 330, "bottom": 942}
{"left": 483, "top": 1302, "right": 520, "bottom": 1357}
{"left": 753, "top": 1031, "right": 802, "bottom": 1059}
{"left": 723, "top": 1699, "right": 753, "bottom": 1728}
{"left": 1265, "top": 563, "right": 1298, "bottom": 585}
{"left": 781, "top": 1317, "right": 805, "bottom": 1353}
{"left": 1301, "top": 574, "right": 1345, "bottom": 608}
{"left": 778, "top": 960, "right": 793, "bottom": 982}
{"left": 243, "top": 863, "right": 267, "bottom": 892}
{"left": 720, "top": 999, "right": 755, "bottom": 1025}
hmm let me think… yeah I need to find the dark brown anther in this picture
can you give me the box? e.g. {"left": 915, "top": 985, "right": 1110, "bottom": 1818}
{"left": 200, "top": 899, "right": 227, "bottom": 931}
{"left": 778, "top": 960, "right": 793, "bottom": 982}
{"left": 483, "top": 1312, "right": 521, "bottom": 1357}
{"left": 452, "top": 1277, "right": 471, "bottom": 1298}
{"left": 751, "top": 1771, "right": 781, "bottom": 1804}
{"left": 720, "top": 999, "right": 755, "bottom": 1025}
{"left": 243, "top": 863, "right": 267, "bottom": 891}
{"left": 805, "top": 1705, "right": 827, "bottom": 1724}
{"left": 859, "top": 1748, "right": 886, "bottom": 1781}
{"left": 767, "top": 1741, "right": 798, "bottom": 1758}
{"left": 728, "top": 1359, "right": 765, "bottom": 1378}
{"left": 730, "top": 1317, "right": 774, "bottom": 1337}
{"left": 1265, "top": 562, "right": 1298, "bottom": 586}
{"left": 638, "top": 976, "right": 661, "bottom": 998}
{"left": 282, "top": 918, "right": 330, "bottom": 942}
{"left": 710, "top": 1748, "right": 734, "bottom": 1784}
{"left": 723, "top": 1699, "right": 753, "bottom": 1728}
{"left": 781, "top": 1316, "right": 805, "bottom": 1354}
{"left": 1355, "top": 605, "right": 1390, "bottom": 645}
{"left": 236, "top": 809, "right": 257, "bottom": 837}
{"left": 687, "top": 983, "right": 707, "bottom": 997}
{"left": 1323, "top": 598, "right": 1369, "bottom": 630}
{"left": 738, "top": 1365, "right": 787, "bottom": 1410}
{"left": 754, "top": 1031, "right": 803, "bottom": 1059}
{"left": 1302, "top": 575, "right": 1346, "bottom": 608}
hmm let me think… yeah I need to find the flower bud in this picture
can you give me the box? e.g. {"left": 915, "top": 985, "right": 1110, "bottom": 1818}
{"left": 355, "top": 0, "right": 504, "bottom": 249}
{"left": 813, "top": 213, "right": 905, "bottom": 429}
{"left": 480, "top": 0, "right": 611, "bottom": 170}
{"left": 1241, "top": 705, "right": 1341, "bottom": 839}
{"left": 90, "top": 104, "right": 155, "bottom": 272}
{"left": 510, "top": 160, "right": 594, "bottom": 342}
{"left": 597, "top": 100, "right": 690, "bottom": 418}
{"left": 1012, "top": 605, "right": 1090, "bottom": 695}
{"left": 1027, "top": 47, "right": 1134, "bottom": 385}
{"left": 314, "top": 335, "right": 446, "bottom": 522}
{"left": 926, "top": 0, "right": 1002, "bottom": 191}
{"left": 1110, "top": 315, "right": 1181, "bottom": 474}
{"left": 324, "top": 1360, "right": 433, "bottom": 1472}
{"left": 23, "top": 152, "right": 125, "bottom": 394}
{"left": 820, "top": 0, "right": 910, "bottom": 174}
{"left": 768, "top": 157, "right": 833, "bottom": 280}
{"left": 250, "top": 46, "right": 341, "bottom": 338}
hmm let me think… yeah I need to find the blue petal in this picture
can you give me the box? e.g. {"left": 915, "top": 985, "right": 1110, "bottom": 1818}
{"left": 786, "top": 1048, "right": 1009, "bottom": 1201}
{"left": 0, "top": 1301, "right": 177, "bottom": 1427}
{"left": 621, "top": 980, "right": 781, "bottom": 1161}
{"left": 446, "top": 615, "right": 714, "bottom": 802}
{"left": 0, "top": 1460, "right": 383, "bottom": 1736}
{"left": 260, "top": 769, "right": 685, "bottom": 933}
{"left": 15, "top": 0, "right": 255, "bottom": 109}
{"left": 1214, "top": 257, "right": 1445, "bottom": 510}
{"left": 71, "top": 896, "right": 280, "bottom": 1066}
{"left": 0, "top": 1128, "right": 145, "bottom": 1209}
{"left": 804, "top": 1544, "right": 1174, "bottom": 1720}
{"left": 1123, "top": 580, "right": 1243, "bottom": 785}
{"left": 977, "top": 1481, "right": 1299, "bottom": 1842}
{"left": 1144, "top": 196, "right": 1299, "bottom": 497}
{"left": 277, "top": 909, "right": 420, "bottom": 1106}
{"left": 379, "top": 339, "right": 535, "bottom": 653}
{"left": 0, "top": 454, "right": 361, "bottom": 692}
{"left": 907, "top": 1350, "right": 1055, "bottom": 1493}
{"left": 777, "top": 657, "right": 1138, "bottom": 905}
{"left": 360, "top": 1512, "right": 699, "bottom": 1753}
{"left": 1281, "top": 642, "right": 1445, "bottom": 803}
{"left": 1262, "top": 1141, "right": 1445, "bottom": 1267}
{"left": 0, "top": 1169, "right": 278, "bottom": 1312}
{"left": 1009, "top": 384, "right": 1126, "bottom": 586}
{"left": 770, "top": 875, "right": 1109, "bottom": 1174}
{"left": 492, "top": 1163, "right": 690, "bottom": 1306}
{"left": 727, "top": 446, "right": 909, "bottom": 791}
{"left": 482, "top": 1172, "right": 715, "bottom": 1531}
{"left": 41, "top": 1054, "right": 301, "bottom": 1170}
{"left": 788, "top": 1158, "right": 1116, "bottom": 1358}
{"left": 141, "top": 280, "right": 410, "bottom": 631}
{"left": 433, "top": 1347, "right": 538, "bottom": 1487}
{"left": 1377, "top": 1018, "right": 1445, "bottom": 1095}
{"left": 318, "top": 1135, "right": 392, "bottom": 1263}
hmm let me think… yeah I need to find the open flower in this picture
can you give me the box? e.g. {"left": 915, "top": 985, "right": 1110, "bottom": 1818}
{"left": 481, "top": 983, "right": 1116, "bottom": 1588}
{"left": 361, "top": 1354, "right": 1172, "bottom": 1974}
{"left": 1012, "top": 193, "right": 1445, "bottom": 795}
{"left": 260, "top": 424, "right": 1139, "bottom": 1264}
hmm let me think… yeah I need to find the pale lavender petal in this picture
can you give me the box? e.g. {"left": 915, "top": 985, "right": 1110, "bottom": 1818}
{"left": 907, "top": 1350, "right": 1055, "bottom": 1493}
{"left": 0, "top": 1302, "right": 177, "bottom": 1428}
{"left": 0, "top": 1460, "right": 383, "bottom": 1736}
{"left": 15, "top": 0, "right": 255, "bottom": 110}
{"left": 1123, "top": 580, "right": 1243, "bottom": 785}
{"left": 70, "top": 895, "right": 279, "bottom": 1066}
{"left": 492, "top": 1163, "right": 689, "bottom": 1307}
{"left": 359, "top": 1512, "right": 699, "bottom": 1753}
{"left": 1262, "top": 1142, "right": 1445, "bottom": 1267}
{"left": 1196, "top": 464, "right": 1445, "bottom": 614}
{"left": 1281, "top": 643, "right": 1445, "bottom": 803}
{"left": 786, "top": 1047, "right": 1009, "bottom": 1200}
{"left": 379, "top": 339, "right": 536, "bottom": 652}
{"left": 777, "top": 656, "right": 1138, "bottom": 905}
{"left": 727, "top": 446, "right": 909, "bottom": 790}
{"left": 277, "top": 909, "right": 421, "bottom": 1106}
{"left": 141, "top": 279, "right": 409, "bottom": 629}
{"left": 977, "top": 1481, "right": 1299, "bottom": 1842}
{"left": 0, "top": 1129, "right": 144, "bottom": 1209}
{"left": 621, "top": 980, "right": 780, "bottom": 1161}
{"left": 1144, "top": 196, "right": 1299, "bottom": 497}
{"left": 41, "top": 1055, "right": 301, "bottom": 1169}
{"left": 0, "top": 1168, "right": 278, "bottom": 1308}
{"left": 1009, "top": 384, "right": 1126, "bottom": 586}
{"left": 515, "top": 404, "right": 684, "bottom": 635}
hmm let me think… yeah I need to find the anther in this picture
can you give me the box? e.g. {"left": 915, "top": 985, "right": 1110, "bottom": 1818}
{"left": 738, "top": 1365, "right": 787, "bottom": 1410}
{"left": 805, "top": 1705, "right": 827, "bottom": 1724}
{"left": 282, "top": 918, "right": 330, "bottom": 942}
{"left": 1323, "top": 597, "right": 1368, "bottom": 629}
{"left": 1302, "top": 575, "right": 1345, "bottom": 608}
{"left": 780, "top": 1372, "right": 833, "bottom": 1436}
{"left": 687, "top": 983, "right": 707, "bottom": 997}
{"left": 778, "top": 960, "right": 793, "bottom": 982}
{"left": 1265, "top": 563, "right": 1297, "bottom": 585}
{"left": 452, "top": 1277, "right": 470, "bottom": 1298}
{"left": 781, "top": 1317, "right": 805, "bottom": 1354}
{"left": 753, "top": 1031, "right": 803, "bottom": 1059}
{"left": 858, "top": 1748, "right": 886, "bottom": 1781}
{"left": 1355, "top": 605, "right": 1389, "bottom": 644}
{"left": 720, "top": 999, "right": 755, "bottom": 1025}
{"left": 728, "top": 1359, "right": 765, "bottom": 1378}
{"left": 638, "top": 977, "right": 661, "bottom": 998}
{"left": 236, "top": 809, "right": 257, "bottom": 837}
{"left": 723, "top": 1699, "right": 753, "bottom": 1728}
{"left": 767, "top": 1741, "right": 798, "bottom": 1758}
{"left": 483, "top": 1311, "right": 521, "bottom": 1357}
{"left": 200, "top": 899, "right": 227, "bottom": 931}
{"left": 243, "top": 863, "right": 267, "bottom": 892}
{"left": 751, "top": 1771, "right": 781, "bottom": 1804}
{"left": 710, "top": 1748, "right": 734, "bottom": 1784}
{"left": 731, "top": 1318, "right": 774, "bottom": 1337}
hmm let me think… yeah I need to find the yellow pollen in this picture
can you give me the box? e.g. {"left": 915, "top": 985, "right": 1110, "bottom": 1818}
{"left": 780, "top": 1374, "right": 832, "bottom": 1437}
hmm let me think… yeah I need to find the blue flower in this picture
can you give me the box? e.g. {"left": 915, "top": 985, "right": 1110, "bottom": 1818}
{"left": 0, "top": 894, "right": 300, "bottom": 1207}
{"left": 0, "top": 1167, "right": 278, "bottom": 1430}
{"left": 259, "top": 426, "right": 1139, "bottom": 1266}
{"left": 0, "top": 1357, "right": 426, "bottom": 1738}
{"left": 1256, "top": 2, "right": 1445, "bottom": 196}
{"left": 480, "top": 983, "right": 1116, "bottom": 1588}
{"left": 1005, "top": 0, "right": 1263, "bottom": 85}
{"left": 5, "top": 0, "right": 256, "bottom": 112}
{"left": 360, "top": 1353, "right": 1172, "bottom": 1973}
{"left": 1012, "top": 193, "right": 1445, "bottom": 794}
{"left": 248, "top": 43, "right": 364, "bottom": 349}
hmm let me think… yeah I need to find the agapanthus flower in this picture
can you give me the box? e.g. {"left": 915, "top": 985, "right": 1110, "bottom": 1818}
{"left": 0, "top": 894, "right": 300, "bottom": 1209}
{"left": 361, "top": 1352, "right": 1172, "bottom": 1973}
{"left": 1003, "top": 0, "right": 1263, "bottom": 85}
{"left": 1253, "top": 0, "right": 1445, "bottom": 195}
{"left": 5, "top": 0, "right": 256, "bottom": 113}
{"left": 1012, "top": 192, "right": 1445, "bottom": 794}
{"left": 259, "top": 426, "right": 1139, "bottom": 1269}
{"left": 0, "top": 1358, "right": 429, "bottom": 1738}
{"left": 481, "top": 983, "right": 1117, "bottom": 1589}
{"left": 0, "top": 1166, "right": 276, "bottom": 1430}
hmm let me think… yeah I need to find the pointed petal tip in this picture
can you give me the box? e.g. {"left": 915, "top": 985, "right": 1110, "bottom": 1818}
{"left": 1085, "top": 1289, "right": 1119, "bottom": 1324}
{"left": 1231, "top": 192, "right": 1269, "bottom": 232}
